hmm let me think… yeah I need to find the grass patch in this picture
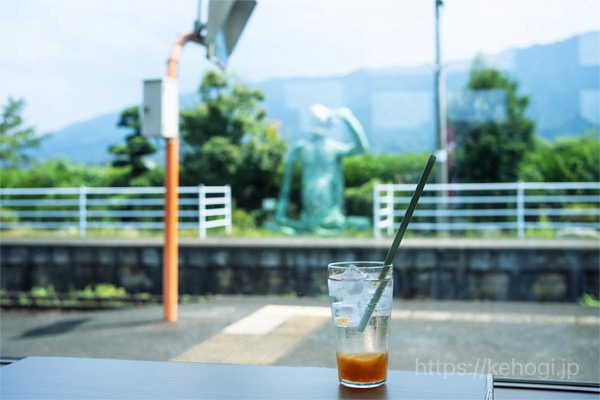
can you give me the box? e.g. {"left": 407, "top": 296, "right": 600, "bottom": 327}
{"left": 578, "top": 293, "right": 600, "bottom": 307}
{"left": 1, "top": 284, "right": 214, "bottom": 310}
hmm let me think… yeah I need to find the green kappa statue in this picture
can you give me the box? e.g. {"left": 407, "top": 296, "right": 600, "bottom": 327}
{"left": 273, "top": 104, "right": 370, "bottom": 235}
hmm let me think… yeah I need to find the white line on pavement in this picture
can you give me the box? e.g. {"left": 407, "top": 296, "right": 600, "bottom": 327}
{"left": 222, "top": 305, "right": 600, "bottom": 335}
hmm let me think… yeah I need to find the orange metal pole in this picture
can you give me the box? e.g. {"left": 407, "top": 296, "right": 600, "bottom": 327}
{"left": 163, "top": 32, "right": 193, "bottom": 322}
{"left": 163, "top": 137, "right": 179, "bottom": 321}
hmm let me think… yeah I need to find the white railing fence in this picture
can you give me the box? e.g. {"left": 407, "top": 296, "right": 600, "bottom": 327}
{"left": 2, "top": 182, "right": 598, "bottom": 239}
{"left": 373, "top": 182, "right": 600, "bottom": 238}
{"left": 0, "top": 185, "right": 232, "bottom": 239}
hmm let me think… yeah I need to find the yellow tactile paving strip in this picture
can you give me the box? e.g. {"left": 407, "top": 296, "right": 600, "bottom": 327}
{"left": 171, "top": 304, "right": 599, "bottom": 364}
{"left": 171, "top": 315, "right": 328, "bottom": 364}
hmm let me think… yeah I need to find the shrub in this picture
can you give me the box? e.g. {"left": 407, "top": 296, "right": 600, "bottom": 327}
{"left": 345, "top": 179, "right": 382, "bottom": 217}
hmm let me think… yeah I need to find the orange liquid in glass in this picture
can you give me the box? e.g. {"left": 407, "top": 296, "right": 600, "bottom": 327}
{"left": 336, "top": 352, "right": 388, "bottom": 384}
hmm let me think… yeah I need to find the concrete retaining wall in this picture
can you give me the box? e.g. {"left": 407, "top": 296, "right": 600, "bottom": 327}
{"left": 1, "top": 238, "right": 598, "bottom": 301}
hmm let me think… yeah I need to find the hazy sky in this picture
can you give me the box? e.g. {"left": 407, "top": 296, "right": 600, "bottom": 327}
{"left": 1, "top": 0, "right": 599, "bottom": 133}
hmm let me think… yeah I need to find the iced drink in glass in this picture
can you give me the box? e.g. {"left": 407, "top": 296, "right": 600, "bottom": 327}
{"left": 327, "top": 261, "right": 393, "bottom": 388}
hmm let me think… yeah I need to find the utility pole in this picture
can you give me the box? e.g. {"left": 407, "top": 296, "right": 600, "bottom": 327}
{"left": 434, "top": 0, "right": 448, "bottom": 233}
{"left": 162, "top": 32, "right": 196, "bottom": 322}
{"left": 142, "top": 0, "right": 255, "bottom": 322}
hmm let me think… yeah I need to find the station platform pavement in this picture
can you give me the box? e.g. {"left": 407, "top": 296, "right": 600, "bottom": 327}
{"left": 1, "top": 295, "right": 598, "bottom": 382}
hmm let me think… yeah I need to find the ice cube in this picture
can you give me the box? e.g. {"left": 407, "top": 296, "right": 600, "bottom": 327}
{"left": 337, "top": 264, "right": 368, "bottom": 281}
{"left": 332, "top": 301, "right": 359, "bottom": 327}
{"left": 367, "top": 283, "right": 393, "bottom": 316}
{"left": 360, "top": 279, "right": 378, "bottom": 302}
{"left": 328, "top": 279, "right": 346, "bottom": 300}
{"left": 331, "top": 265, "right": 367, "bottom": 296}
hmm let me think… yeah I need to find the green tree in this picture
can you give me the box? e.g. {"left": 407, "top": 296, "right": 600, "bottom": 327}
{"left": 0, "top": 97, "right": 43, "bottom": 168}
{"left": 107, "top": 106, "right": 161, "bottom": 186}
{"left": 520, "top": 131, "right": 600, "bottom": 182}
{"left": 449, "top": 59, "right": 535, "bottom": 183}
{"left": 0, "top": 158, "right": 113, "bottom": 188}
{"left": 180, "top": 71, "right": 287, "bottom": 211}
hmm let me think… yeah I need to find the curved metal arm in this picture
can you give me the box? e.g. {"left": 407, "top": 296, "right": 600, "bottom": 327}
{"left": 167, "top": 32, "right": 200, "bottom": 78}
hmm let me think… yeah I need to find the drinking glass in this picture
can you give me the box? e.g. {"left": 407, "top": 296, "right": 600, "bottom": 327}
{"left": 327, "top": 261, "right": 393, "bottom": 388}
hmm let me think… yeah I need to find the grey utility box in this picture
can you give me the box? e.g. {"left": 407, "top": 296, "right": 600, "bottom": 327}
{"left": 142, "top": 77, "right": 179, "bottom": 138}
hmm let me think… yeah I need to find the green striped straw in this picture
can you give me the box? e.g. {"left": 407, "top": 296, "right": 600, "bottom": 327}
{"left": 356, "top": 154, "right": 437, "bottom": 332}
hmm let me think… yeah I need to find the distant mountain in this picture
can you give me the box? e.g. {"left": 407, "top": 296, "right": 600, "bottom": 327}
{"left": 508, "top": 32, "right": 600, "bottom": 140}
{"left": 34, "top": 94, "right": 199, "bottom": 165}
{"left": 256, "top": 31, "right": 599, "bottom": 153}
{"left": 35, "top": 113, "right": 124, "bottom": 164}
{"left": 35, "top": 31, "right": 599, "bottom": 164}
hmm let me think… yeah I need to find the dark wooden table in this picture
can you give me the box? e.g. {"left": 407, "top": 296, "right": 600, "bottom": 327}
{"left": 3, "top": 357, "right": 599, "bottom": 399}
{"left": 0, "top": 356, "right": 493, "bottom": 399}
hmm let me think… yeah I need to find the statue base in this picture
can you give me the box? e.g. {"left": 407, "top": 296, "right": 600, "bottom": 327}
{"left": 265, "top": 216, "right": 371, "bottom": 236}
